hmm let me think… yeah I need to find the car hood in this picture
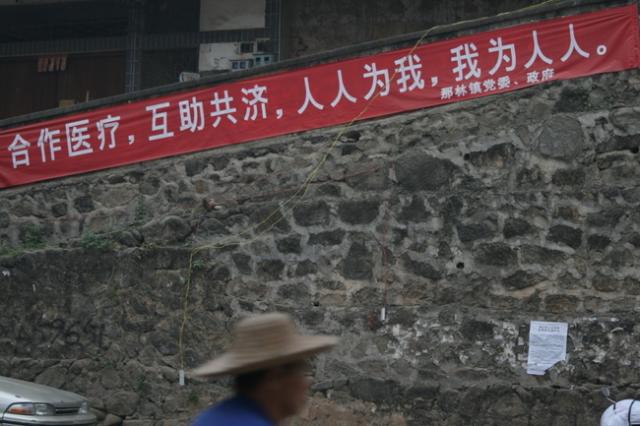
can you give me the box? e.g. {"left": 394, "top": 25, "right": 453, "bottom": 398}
{"left": 0, "top": 376, "right": 85, "bottom": 406}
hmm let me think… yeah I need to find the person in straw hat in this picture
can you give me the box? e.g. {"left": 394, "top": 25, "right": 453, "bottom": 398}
{"left": 190, "top": 312, "right": 338, "bottom": 426}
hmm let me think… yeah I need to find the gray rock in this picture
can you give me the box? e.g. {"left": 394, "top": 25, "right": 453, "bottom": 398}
{"left": 198, "top": 218, "right": 229, "bottom": 236}
{"left": 474, "top": 243, "right": 517, "bottom": 267}
{"left": 251, "top": 206, "right": 290, "bottom": 233}
{"left": 503, "top": 218, "right": 534, "bottom": 239}
{"left": 628, "top": 233, "right": 640, "bottom": 248}
{"left": 292, "top": 201, "right": 331, "bottom": 226}
{"left": 349, "top": 378, "right": 404, "bottom": 404}
{"left": 552, "top": 169, "right": 585, "bottom": 186}
{"left": 232, "top": 253, "right": 252, "bottom": 275}
{"left": 277, "top": 283, "right": 310, "bottom": 301}
{"left": 596, "top": 135, "right": 640, "bottom": 154}
{"left": 149, "top": 332, "right": 178, "bottom": 356}
{"left": 339, "top": 242, "right": 372, "bottom": 280}
{"left": 210, "top": 156, "right": 230, "bottom": 170}
{"left": 460, "top": 319, "right": 494, "bottom": 340}
{"left": 275, "top": 235, "right": 302, "bottom": 254}
{"left": 139, "top": 177, "right": 161, "bottom": 195}
{"left": 554, "top": 86, "right": 590, "bottom": 113}
{"left": 545, "top": 294, "right": 580, "bottom": 314}
{"left": 456, "top": 222, "right": 494, "bottom": 243}
{"left": 256, "top": 259, "right": 285, "bottom": 281}
{"left": 295, "top": 259, "right": 317, "bottom": 276}
{"left": 536, "top": 115, "right": 584, "bottom": 160}
{"left": 521, "top": 245, "right": 566, "bottom": 264}
{"left": 35, "top": 366, "right": 66, "bottom": 389}
{"left": 308, "top": 230, "right": 345, "bottom": 246}
{"left": 555, "top": 206, "right": 581, "bottom": 222}
{"left": 610, "top": 107, "right": 640, "bottom": 134}
{"left": 592, "top": 274, "right": 618, "bottom": 292}
{"left": 396, "top": 151, "right": 458, "bottom": 191}
{"left": 337, "top": 200, "right": 380, "bottom": 225}
{"left": 185, "top": 158, "right": 207, "bottom": 176}
{"left": 74, "top": 195, "right": 95, "bottom": 213}
{"left": 346, "top": 165, "right": 390, "bottom": 191}
{"left": 115, "top": 230, "right": 143, "bottom": 247}
{"left": 51, "top": 203, "right": 68, "bottom": 217}
{"left": 142, "top": 216, "right": 191, "bottom": 243}
{"left": 503, "top": 271, "right": 543, "bottom": 290}
{"left": 587, "top": 208, "right": 625, "bottom": 227}
{"left": 102, "top": 414, "right": 123, "bottom": 426}
{"left": 465, "top": 143, "right": 514, "bottom": 169}
{"left": 105, "top": 391, "right": 139, "bottom": 417}
{"left": 547, "top": 225, "right": 582, "bottom": 249}
{"left": 398, "top": 196, "right": 430, "bottom": 222}
{"left": 314, "top": 184, "right": 341, "bottom": 197}
{"left": 100, "top": 368, "right": 122, "bottom": 390}
{"left": 587, "top": 234, "right": 611, "bottom": 251}
{"left": 122, "top": 420, "right": 153, "bottom": 426}
{"left": 402, "top": 254, "right": 442, "bottom": 280}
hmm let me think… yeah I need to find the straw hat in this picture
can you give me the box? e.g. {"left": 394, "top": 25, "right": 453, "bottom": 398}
{"left": 191, "top": 312, "right": 338, "bottom": 378}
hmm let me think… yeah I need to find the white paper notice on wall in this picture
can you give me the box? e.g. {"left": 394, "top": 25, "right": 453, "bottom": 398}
{"left": 526, "top": 321, "right": 568, "bottom": 375}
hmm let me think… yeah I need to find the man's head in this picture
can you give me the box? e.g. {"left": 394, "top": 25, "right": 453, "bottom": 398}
{"left": 235, "top": 360, "right": 311, "bottom": 420}
{"left": 191, "top": 312, "right": 338, "bottom": 421}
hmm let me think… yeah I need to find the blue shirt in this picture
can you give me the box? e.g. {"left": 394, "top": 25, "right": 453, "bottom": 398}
{"left": 191, "top": 395, "right": 275, "bottom": 426}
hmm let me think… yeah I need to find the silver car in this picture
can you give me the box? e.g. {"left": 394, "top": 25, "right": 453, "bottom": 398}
{"left": 0, "top": 376, "right": 97, "bottom": 426}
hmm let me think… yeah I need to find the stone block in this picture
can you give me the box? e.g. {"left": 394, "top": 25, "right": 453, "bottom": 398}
{"left": 257, "top": 259, "right": 285, "bottom": 281}
{"left": 74, "top": 195, "right": 95, "bottom": 213}
{"left": 464, "top": 143, "right": 514, "bottom": 169}
{"left": 551, "top": 168, "right": 585, "bottom": 186}
{"left": 338, "top": 200, "right": 380, "bottom": 225}
{"left": 308, "top": 230, "right": 345, "bottom": 246}
{"left": 396, "top": 151, "right": 458, "bottom": 191}
{"left": 292, "top": 201, "right": 331, "bottom": 227}
{"left": 503, "top": 270, "right": 543, "bottom": 290}
{"left": 402, "top": 254, "right": 442, "bottom": 280}
{"left": 547, "top": 225, "right": 582, "bottom": 249}
{"left": 276, "top": 235, "right": 302, "bottom": 254}
{"left": 536, "top": 115, "right": 584, "bottom": 161}
{"left": 105, "top": 391, "right": 139, "bottom": 417}
{"left": 339, "top": 242, "right": 372, "bottom": 280}
{"left": 295, "top": 259, "right": 318, "bottom": 276}
{"left": 398, "top": 195, "right": 430, "bottom": 222}
{"left": 503, "top": 218, "right": 534, "bottom": 239}
{"left": 587, "top": 234, "right": 610, "bottom": 251}
{"left": 474, "top": 243, "right": 517, "bottom": 267}
{"left": 456, "top": 222, "right": 494, "bottom": 243}
{"left": 554, "top": 86, "right": 590, "bottom": 113}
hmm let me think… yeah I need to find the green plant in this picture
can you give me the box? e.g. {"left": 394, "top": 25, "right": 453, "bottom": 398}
{"left": 0, "top": 242, "right": 20, "bottom": 257}
{"left": 192, "top": 259, "right": 206, "bottom": 270}
{"left": 187, "top": 390, "right": 200, "bottom": 406}
{"left": 102, "top": 360, "right": 117, "bottom": 370}
{"left": 80, "top": 233, "right": 114, "bottom": 250}
{"left": 135, "top": 375, "right": 151, "bottom": 397}
{"left": 21, "top": 225, "right": 45, "bottom": 249}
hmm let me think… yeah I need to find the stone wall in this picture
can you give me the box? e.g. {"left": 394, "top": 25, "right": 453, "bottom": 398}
{"left": 2, "top": 67, "right": 640, "bottom": 425}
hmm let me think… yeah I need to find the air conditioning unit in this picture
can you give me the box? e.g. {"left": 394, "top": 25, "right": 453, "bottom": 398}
{"left": 198, "top": 40, "right": 273, "bottom": 72}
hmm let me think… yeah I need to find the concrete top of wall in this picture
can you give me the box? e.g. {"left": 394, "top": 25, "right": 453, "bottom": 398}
{"left": 0, "top": 0, "right": 632, "bottom": 129}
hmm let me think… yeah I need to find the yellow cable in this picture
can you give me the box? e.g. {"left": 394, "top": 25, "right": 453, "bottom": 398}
{"left": 178, "top": 0, "right": 563, "bottom": 373}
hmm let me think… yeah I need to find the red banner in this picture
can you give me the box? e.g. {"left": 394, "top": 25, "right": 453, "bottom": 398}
{"left": 1, "top": 5, "right": 639, "bottom": 188}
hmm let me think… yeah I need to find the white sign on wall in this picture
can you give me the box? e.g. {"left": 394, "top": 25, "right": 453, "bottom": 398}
{"left": 526, "top": 321, "right": 568, "bottom": 375}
